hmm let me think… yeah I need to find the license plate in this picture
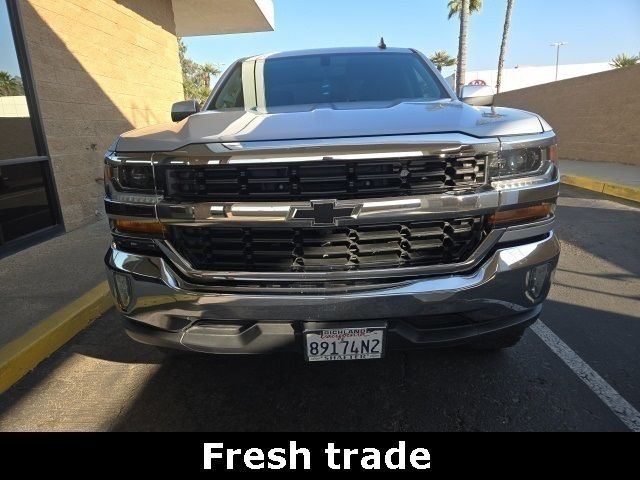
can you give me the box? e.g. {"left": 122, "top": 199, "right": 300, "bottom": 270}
{"left": 304, "top": 327, "right": 385, "bottom": 362}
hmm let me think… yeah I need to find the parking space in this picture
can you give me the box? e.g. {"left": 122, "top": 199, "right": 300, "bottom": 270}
{"left": 0, "top": 185, "right": 638, "bottom": 431}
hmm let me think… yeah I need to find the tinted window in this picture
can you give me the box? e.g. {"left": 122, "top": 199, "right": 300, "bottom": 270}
{"left": 213, "top": 64, "right": 245, "bottom": 110}
{"left": 0, "top": 1, "right": 58, "bottom": 248}
{"left": 0, "top": 161, "right": 55, "bottom": 242}
{"left": 264, "top": 52, "right": 448, "bottom": 107}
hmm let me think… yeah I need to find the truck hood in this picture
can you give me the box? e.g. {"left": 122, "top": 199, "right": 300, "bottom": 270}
{"left": 115, "top": 100, "right": 546, "bottom": 152}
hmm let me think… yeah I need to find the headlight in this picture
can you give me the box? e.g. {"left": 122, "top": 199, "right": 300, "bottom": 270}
{"left": 490, "top": 145, "right": 557, "bottom": 180}
{"left": 104, "top": 152, "right": 155, "bottom": 192}
{"left": 118, "top": 165, "right": 154, "bottom": 190}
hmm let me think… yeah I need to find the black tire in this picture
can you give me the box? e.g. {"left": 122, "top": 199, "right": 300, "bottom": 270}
{"left": 468, "top": 326, "right": 527, "bottom": 350}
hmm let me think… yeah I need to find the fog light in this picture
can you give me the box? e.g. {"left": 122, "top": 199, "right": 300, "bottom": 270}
{"left": 527, "top": 263, "right": 550, "bottom": 299}
{"left": 113, "top": 273, "right": 132, "bottom": 309}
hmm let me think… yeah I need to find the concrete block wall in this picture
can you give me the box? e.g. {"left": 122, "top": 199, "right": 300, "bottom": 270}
{"left": 0, "top": 117, "right": 38, "bottom": 159}
{"left": 495, "top": 65, "right": 640, "bottom": 166}
{"left": 18, "top": 0, "right": 184, "bottom": 230}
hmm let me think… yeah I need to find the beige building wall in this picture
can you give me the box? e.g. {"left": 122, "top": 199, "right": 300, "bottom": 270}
{"left": 495, "top": 65, "right": 640, "bottom": 166}
{"left": 0, "top": 117, "right": 37, "bottom": 159}
{"left": 18, "top": 0, "right": 184, "bottom": 230}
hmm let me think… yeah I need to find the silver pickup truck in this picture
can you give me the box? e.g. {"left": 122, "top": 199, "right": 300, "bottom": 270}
{"left": 104, "top": 47, "right": 560, "bottom": 361}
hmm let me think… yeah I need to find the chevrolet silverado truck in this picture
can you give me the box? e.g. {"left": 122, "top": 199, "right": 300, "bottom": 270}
{"left": 104, "top": 47, "right": 560, "bottom": 361}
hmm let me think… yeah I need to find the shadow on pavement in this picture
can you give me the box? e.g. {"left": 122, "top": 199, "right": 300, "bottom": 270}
{"left": 96, "top": 297, "right": 630, "bottom": 432}
{"left": 0, "top": 300, "right": 629, "bottom": 431}
{"left": 555, "top": 185, "right": 640, "bottom": 277}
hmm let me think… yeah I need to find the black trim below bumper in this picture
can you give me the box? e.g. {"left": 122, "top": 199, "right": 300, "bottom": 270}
{"left": 122, "top": 305, "right": 541, "bottom": 354}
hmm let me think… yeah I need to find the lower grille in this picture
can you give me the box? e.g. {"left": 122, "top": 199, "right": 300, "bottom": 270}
{"left": 168, "top": 217, "right": 485, "bottom": 273}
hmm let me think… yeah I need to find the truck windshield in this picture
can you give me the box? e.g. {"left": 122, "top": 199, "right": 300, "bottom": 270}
{"left": 263, "top": 52, "right": 449, "bottom": 107}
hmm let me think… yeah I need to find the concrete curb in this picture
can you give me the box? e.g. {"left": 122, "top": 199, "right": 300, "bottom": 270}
{"left": 0, "top": 282, "right": 113, "bottom": 394}
{"left": 561, "top": 174, "right": 640, "bottom": 203}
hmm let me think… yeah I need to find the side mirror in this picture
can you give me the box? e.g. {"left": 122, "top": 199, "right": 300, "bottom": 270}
{"left": 171, "top": 99, "right": 200, "bottom": 122}
{"left": 460, "top": 85, "right": 495, "bottom": 106}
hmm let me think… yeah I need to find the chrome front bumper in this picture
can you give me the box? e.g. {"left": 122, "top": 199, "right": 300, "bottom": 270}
{"left": 105, "top": 231, "right": 560, "bottom": 353}
{"left": 104, "top": 132, "right": 561, "bottom": 353}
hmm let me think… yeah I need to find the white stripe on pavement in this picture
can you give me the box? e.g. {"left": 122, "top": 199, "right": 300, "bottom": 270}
{"left": 531, "top": 320, "right": 640, "bottom": 432}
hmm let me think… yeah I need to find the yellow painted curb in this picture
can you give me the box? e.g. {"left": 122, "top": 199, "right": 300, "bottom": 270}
{"left": 561, "top": 174, "right": 640, "bottom": 203}
{"left": 602, "top": 182, "right": 640, "bottom": 203}
{"left": 0, "top": 281, "right": 113, "bottom": 394}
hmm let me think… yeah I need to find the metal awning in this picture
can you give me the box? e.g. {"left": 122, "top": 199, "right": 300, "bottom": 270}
{"left": 172, "top": 0, "right": 275, "bottom": 36}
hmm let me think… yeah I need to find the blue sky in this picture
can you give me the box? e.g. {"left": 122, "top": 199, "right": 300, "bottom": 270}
{"left": 1, "top": 0, "right": 20, "bottom": 76}
{"left": 184, "top": 0, "right": 640, "bottom": 77}
{"left": 1, "top": 0, "right": 639, "bottom": 78}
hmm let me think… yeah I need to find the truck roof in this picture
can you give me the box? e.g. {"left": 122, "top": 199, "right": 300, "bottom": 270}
{"left": 250, "top": 46, "right": 416, "bottom": 61}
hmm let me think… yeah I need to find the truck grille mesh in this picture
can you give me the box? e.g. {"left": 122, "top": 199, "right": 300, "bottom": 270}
{"left": 168, "top": 217, "right": 485, "bottom": 272}
{"left": 161, "top": 155, "right": 486, "bottom": 201}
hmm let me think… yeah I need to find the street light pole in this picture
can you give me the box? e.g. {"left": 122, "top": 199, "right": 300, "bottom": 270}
{"left": 550, "top": 42, "right": 568, "bottom": 81}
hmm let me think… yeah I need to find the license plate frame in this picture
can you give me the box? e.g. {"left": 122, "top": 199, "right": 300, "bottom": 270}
{"left": 303, "top": 324, "right": 387, "bottom": 362}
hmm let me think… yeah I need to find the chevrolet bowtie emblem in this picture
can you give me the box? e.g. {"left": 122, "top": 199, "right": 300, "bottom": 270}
{"left": 291, "top": 201, "right": 357, "bottom": 226}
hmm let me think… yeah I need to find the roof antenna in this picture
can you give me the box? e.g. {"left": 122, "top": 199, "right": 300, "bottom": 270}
{"left": 378, "top": 37, "right": 387, "bottom": 50}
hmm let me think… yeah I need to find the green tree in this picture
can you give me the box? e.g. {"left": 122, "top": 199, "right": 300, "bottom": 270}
{"left": 429, "top": 51, "right": 457, "bottom": 71}
{"left": 178, "top": 38, "right": 222, "bottom": 105}
{"left": 0, "top": 70, "right": 24, "bottom": 96}
{"left": 496, "top": 0, "right": 515, "bottom": 93}
{"left": 610, "top": 53, "right": 639, "bottom": 68}
{"left": 447, "top": 0, "right": 482, "bottom": 20}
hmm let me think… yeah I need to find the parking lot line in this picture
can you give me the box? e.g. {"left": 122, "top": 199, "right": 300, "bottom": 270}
{"left": 532, "top": 320, "right": 640, "bottom": 432}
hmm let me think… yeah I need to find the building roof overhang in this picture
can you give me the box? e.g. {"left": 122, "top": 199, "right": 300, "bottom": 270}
{"left": 172, "top": 0, "right": 274, "bottom": 36}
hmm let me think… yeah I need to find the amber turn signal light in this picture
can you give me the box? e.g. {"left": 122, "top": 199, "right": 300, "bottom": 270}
{"left": 488, "top": 203, "right": 554, "bottom": 226}
{"left": 113, "top": 219, "right": 166, "bottom": 236}
{"left": 548, "top": 144, "right": 558, "bottom": 165}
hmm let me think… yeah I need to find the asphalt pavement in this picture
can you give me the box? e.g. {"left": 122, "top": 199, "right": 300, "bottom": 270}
{"left": 0, "top": 185, "right": 638, "bottom": 431}
{"left": 0, "top": 218, "right": 110, "bottom": 346}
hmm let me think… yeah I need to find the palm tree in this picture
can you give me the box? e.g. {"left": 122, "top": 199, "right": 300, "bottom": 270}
{"left": 448, "top": 0, "right": 482, "bottom": 95}
{"left": 496, "top": 0, "right": 515, "bottom": 93}
{"left": 454, "top": 0, "right": 471, "bottom": 95}
{"left": 0, "top": 70, "right": 23, "bottom": 96}
{"left": 447, "top": 0, "right": 483, "bottom": 19}
{"left": 199, "top": 63, "right": 221, "bottom": 89}
{"left": 610, "top": 53, "right": 639, "bottom": 68}
{"left": 429, "top": 51, "right": 457, "bottom": 72}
